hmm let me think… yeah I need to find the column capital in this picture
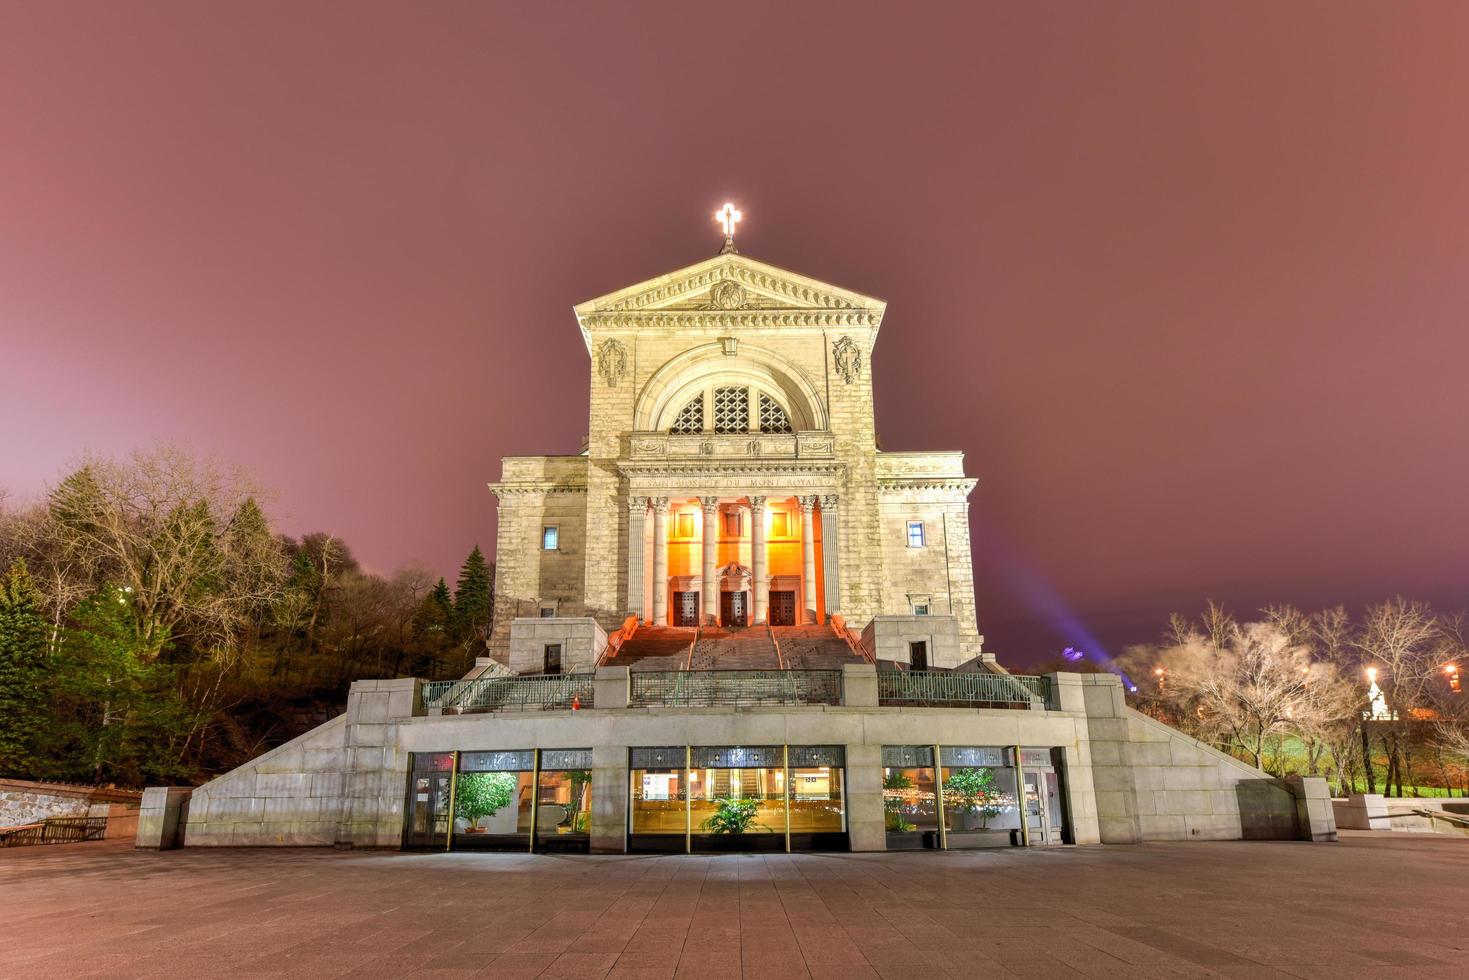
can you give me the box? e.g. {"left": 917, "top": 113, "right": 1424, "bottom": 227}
{"left": 699, "top": 496, "right": 721, "bottom": 514}
{"left": 819, "top": 493, "right": 839, "bottom": 510}
{"left": 627, "top": 495, "right": 649, "bottom": 513}
{"left": 747, "top": 494, "right": 767, "bottom": 512}
{"left": 797, "top": 495, "right": 818, "bottom": 514}
{"left": 650, "top": 496, "right": 669, "bottom": 510}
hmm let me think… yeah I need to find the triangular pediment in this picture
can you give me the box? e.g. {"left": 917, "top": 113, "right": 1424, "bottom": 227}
{"left": 573, "top": 253, "right": 886, "bottom": 319}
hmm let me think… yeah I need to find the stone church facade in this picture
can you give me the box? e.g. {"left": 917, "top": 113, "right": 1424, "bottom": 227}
{"left": 488, "top": 248, "right": 982, "bottom": 673}
{"left": 140, "top": 216, "right": 1337, "bottom": 855}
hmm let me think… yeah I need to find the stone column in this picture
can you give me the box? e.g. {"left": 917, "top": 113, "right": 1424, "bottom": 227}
{"left": 819, "top": 494, "right": 840, "bottom": 618}
{"left": 749, "top": 495, "right": 768, "bottom": 624}
{"left": 798, "top": 495, "right": 818, "bottom": 624}
{"left": 626, "top": 496, "right": 648, "bottom": 622}
{"left": 700, "top": 496, "right": 720, "bottom": 625}
{"left": 650, "top": 497, "right": 669, "bottom": 625}
{"left": 589, "top": 742, "right": 630, "bottom": 853}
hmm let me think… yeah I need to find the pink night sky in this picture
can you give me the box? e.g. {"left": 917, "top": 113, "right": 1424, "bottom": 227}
{"left": 3, "top": 3, "right": 1467, "bottom": 663}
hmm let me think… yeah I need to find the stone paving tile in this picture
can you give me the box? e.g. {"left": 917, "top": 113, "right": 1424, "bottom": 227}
{"left": 4, "top": 834, "right": 1469, "bottom": 979}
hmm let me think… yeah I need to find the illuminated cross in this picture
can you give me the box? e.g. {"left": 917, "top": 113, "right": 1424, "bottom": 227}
{"left": 714, "top": 202, "right": 742, "bottom": 253}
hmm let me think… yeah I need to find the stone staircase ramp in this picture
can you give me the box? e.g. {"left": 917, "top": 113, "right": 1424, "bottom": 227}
{"left": 611, "top": 627, "right": 696, "bottom": 671}
{"left": 775, "top": 625, "right": 868, "bottom": 670}
{"left": 690, "top": 627, "right": 781, "bottom": 670}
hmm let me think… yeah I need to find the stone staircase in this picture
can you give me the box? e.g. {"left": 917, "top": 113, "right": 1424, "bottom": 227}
{"left": 608, "top": 627, "right": 695, "bottom": 671}
{"left": 689, "top": 627, "right": 781, "bottom": 670}
{"left": 774, "top": 625, "right": 868, "bottom": 670}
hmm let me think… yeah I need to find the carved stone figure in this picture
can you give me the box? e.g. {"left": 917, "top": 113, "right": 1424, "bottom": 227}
{"left": 596, "top": 338, "right": 628, "bottom": 387}
{"left": 833, "top": 335, "right": 862, "bottom": 384}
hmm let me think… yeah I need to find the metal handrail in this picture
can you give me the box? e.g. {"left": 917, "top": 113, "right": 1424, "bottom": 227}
{"left": 630, "top": 670, "right": 842, "bottom": 707}
{"left": 423, "top": 673, "right": 595, "bottom": 714}
{"left": 0, "top": 815, "right": 108, "bottom": 847}
{"left": 877, "top": 670, "right": 1049, "bottom": 708}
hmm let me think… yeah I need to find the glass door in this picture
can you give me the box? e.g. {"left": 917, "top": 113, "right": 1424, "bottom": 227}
{"left": 403, "top": 753, "right": 454, "bottom": 849}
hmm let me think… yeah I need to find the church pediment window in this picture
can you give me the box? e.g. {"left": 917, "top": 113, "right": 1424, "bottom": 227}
{"left": 662, "top": 379, "right": 799, "bottom": 435}
{"left": 758, "top": 393, "right": 792, "bottom": 434}
{"left": 713, "top": 386, "right": 749, "bottom": 433}
{"left": 670, "top": 396, "right": 704, "bottom": 434}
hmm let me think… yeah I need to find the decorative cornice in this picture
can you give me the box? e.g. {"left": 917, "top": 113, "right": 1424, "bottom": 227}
{"left": 487, "top": 482, "right": 588, "bottom": 497}
{"left": 579, "top": 310, "right": 880, "bottom": 330}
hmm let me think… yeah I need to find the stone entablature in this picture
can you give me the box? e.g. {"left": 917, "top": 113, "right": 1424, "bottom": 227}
{"left": 627, "top": 430, "right": 835, "bottom": 461}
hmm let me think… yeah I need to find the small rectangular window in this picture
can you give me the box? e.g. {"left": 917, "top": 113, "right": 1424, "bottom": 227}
{"left": 543, "top": 643, "right": 562, "bottom": 675}
{"left": 771, "top": 512, "right": 789, "bottom": 537}
{"left": 676, "top": 513, "right": 694, "bottom": 537}
{"left": 542, "top": 525, "right": 559, "bottom": 550}
{"left": 914, "top": 604, "right": 930, "bottom": 616}
{"left": 539, "top": 604, "right": 556, "bottom": 618}
{"left": 906, "top": 521, "right": 925, "bottom": 547}
{"left": 724, "top": 511, "right": 742, "bottom": 536}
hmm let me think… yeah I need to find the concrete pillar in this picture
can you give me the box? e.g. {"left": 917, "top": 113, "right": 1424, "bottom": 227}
{"left": 589, "top": 742, "right": 629, "bottom": 853}
{"left": 1337, "top": 793, "right": 1390, "bottom": 831}
{"left": 1285, "top": 776, "right": 1339, "bottom": 842}
{"left": 841, "top": 662, "right": 878, "bottom": 707}
{"left": 819, "top": 494, "right": 840, "bottom": 618}
{"left": 594, "top": 666, "right": 630, "bottom": 710}
{"left": 749, "top": 495, "right": 768, "bottom": 624}
{"left": 798, "top": 495, "right": 818, "bottom": 624}
{"left": 1045, "top": 672, "right": 1086, "bottom": 713}
{"left": 651, "top": 497, "right": 669, "bottom": 625}
{"left": 700, "top": 496, "right": 720, "bottom": 625}
{"left": 134, "top": 787, "right": 192, "bottom": 850}
{"left": 626, "top": 496, "right": 648, "bottom": 621}
{"left": 845, "top": 743, "right": 885, "bottom": 851}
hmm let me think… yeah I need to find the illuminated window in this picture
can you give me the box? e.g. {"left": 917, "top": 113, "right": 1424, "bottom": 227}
{"left": 670, "top": 396, "right": 703, "bottom": 434}
{"left": 676, "top": 513, "right": 695, "bottom": 537}
{"left": 724, "top": 511, "right": 742, "bottom": 536}
{"left": 542, "top": 525, "right": 559, "bottom": 550}
{"left": 758, "top": 393, "right": 792, "bottom": 433}
{"left": 906, "top": 521, "right": 925, "bottom": 548}
{"left": 771, "top": 512, "right": 789, "bottom": 537}
{"left": 713, "top": 386, "right": 749, "bottom": 433}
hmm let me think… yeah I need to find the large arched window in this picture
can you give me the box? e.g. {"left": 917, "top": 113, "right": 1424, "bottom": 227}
{"left": 637, "top": 343, "right": 828, "bottom": 433}
{"left": 663, "top": 382, "right": 797, "bottom": 435}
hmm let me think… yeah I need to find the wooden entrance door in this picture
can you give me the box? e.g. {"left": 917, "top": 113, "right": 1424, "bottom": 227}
{"left": 769, "top": 591, "right": 796, "bottom": 626}
{"left": 721, "top": 591, "right": 748, "bottom": 627}
{"left": 673, "top": 591, "right": 699, "bottom": 627}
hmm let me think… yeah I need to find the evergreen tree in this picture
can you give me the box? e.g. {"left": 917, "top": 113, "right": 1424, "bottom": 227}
{"left": 452, "top": 546, "right": 493, "bottom": 647}
{"left": 0, "top": 559, "right": 50, "bottom": 776}
{"left": 414, "top": 578, "right": 454, "bottom": 636}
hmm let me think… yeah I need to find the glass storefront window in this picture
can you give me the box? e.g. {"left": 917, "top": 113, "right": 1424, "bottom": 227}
{"left": 881, "top": 746, "right": 938, "bottom": 839}
{"left": 689, "top": 763, "right": 784, "bottom": 835}
{"left": 631, "top": 767, "right": 687, "bottom": 835}
{"left": 788, "top": 765, "right": 844, "bottom": 833}
{"left": 938, "top": 747, "right": 1019, "bottom": 838}
{"left": 535, "top": 750, "right": 593, "bottom": 842}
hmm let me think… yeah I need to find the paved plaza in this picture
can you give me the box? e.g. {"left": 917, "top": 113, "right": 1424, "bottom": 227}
{"left": 2, "top": 834, "right": 1465, "bottom": 979}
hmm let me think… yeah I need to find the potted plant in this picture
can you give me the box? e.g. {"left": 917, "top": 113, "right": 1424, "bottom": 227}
{"left": 699, "top": 795, "right": 770, "bottom": 849}
{"left": 883, "top": 771, "right": 921, "bottom": 848}
{"left": 455, "top": 771, "right": 517, "bottom": 834}
{"left": 943, "top": 767, "right": 1010, "bottom": 847}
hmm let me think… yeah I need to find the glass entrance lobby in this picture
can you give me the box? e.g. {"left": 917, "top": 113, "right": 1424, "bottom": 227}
{"left": 881, "top": 745, "right": 1070, "bottom": 849}
{"left": 629, "top": 745, "right": 847, "bottom": 852}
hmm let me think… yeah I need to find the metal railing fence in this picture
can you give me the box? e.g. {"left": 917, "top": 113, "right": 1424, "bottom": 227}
{"left": 877, "top": 671, "right": 1049, "bottom": 708}
{"left": 423, "top": 673, "right": 595, "bottom": 714}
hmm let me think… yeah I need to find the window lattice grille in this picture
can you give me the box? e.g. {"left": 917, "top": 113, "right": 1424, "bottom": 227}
{"left": 670, "top": 396, "right": 703, "bottom": 434}
{"left": 758, "top": 393, "right": 792, "bottom": 433}
{"left": 712, "top": 386, "right": 749, "bottom": 433}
